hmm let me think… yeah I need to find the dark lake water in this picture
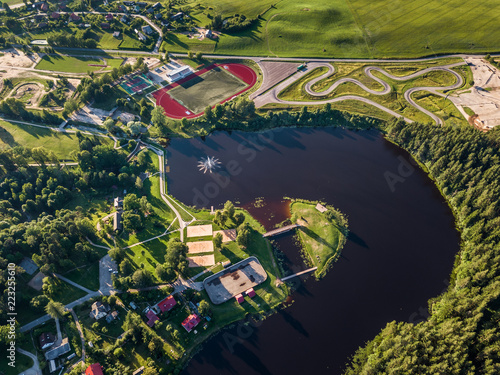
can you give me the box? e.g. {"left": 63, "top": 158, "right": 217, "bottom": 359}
{"left": 165, "top": 127, "right": 460, "bottom": 375}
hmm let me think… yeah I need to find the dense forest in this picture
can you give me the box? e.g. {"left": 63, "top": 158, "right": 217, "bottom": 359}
{"left": 344, "top": 122, "right": 500, "bottom": 374}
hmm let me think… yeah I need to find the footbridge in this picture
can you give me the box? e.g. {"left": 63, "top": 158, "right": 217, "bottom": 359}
{"left": 263, "top": 224, "right": 300, "bottom": 238}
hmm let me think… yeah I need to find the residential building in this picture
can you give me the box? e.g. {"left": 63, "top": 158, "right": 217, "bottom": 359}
{"left": 152, "top": 2, "right": 162, "bottom": 9}
{"left": 45, "top": 338, "right": 70, "bottom": 360}
{"left": 40, "top": 2, "right": 48, "bottom": 11}
{"left": 137, "top": 31, "right": 146, "bottom": 41}
{"left": 171, "top": 12, "right": 183, "bottom": 21}
{"left": 101, "top": 22, "right": 110, "bottom": 29}
{"left": 105, "top": 13, "right": 113, "bottom": 21}
{"left": 156, "top": 295, "right": 176, "bottom": 313}
{"left": 90, "top": 301, "right": 110, "bottom": 320}
{"left": 39, "top": 332, "right": 56, "bottom": 350}
{"left": 113, "top": 31, "right": 121, "bottom": 38}
{"left": 106, "top": 310, "right": 119, "bottom": 323}
{"left": 113, "top": 211, "right": 122, "bottom": 231}
{"left": 69, "top": 13, "right": 81, "bottom": 22}
{"left": 145, "top": 309, "right": 159, "bottom": 327}
{"left": 141, "top": 25, "right": 153, "bottom": 35}
{"left": 155, "top": 13, "right": 162, "bottom": 20}
{"left": 120, "top": 15, "right": 130, "bottom": 23}
{"left": 181, "top": 314, "right": 201, "bottom": 332}
{"left": 86, "top": 363, "right": 104, "bottom": 375}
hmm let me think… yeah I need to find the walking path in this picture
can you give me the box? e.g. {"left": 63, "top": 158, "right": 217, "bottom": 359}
{"left": 68, "top": 309, "right": 86, "bottom": 370}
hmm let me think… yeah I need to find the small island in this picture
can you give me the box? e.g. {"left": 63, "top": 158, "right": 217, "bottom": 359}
{"left": 290, "top": 199, "right": 349, "bottom": 279}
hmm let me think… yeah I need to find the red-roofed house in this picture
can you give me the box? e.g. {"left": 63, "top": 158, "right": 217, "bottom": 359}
{"left": 157, "top": 295, "right": 176, "bottom": 313}
{"left": 101, "top": 22, "right": 110, "bottom": 29}
{"left": 235, "top": 294, "right": 244, "bottom": 304}
{"left": 85, "top": 363, "right": 104, "bottom": 375}
{"left": 145, "top": 309, "right": 159, "bottom": 327}
{"left": 69, "top": 13, "right": 81, "bottom": 22}
{"left": 181, "top": 314, "right": 201, "bottom": 332}
{"left": 50, "top": 12, "right": 60, "bottom": 19}
{"left": 246, "top": 288, "right": 256, "bottom": 298}
{"left": 105, "top": 13, "right": 113, "bottom": 21}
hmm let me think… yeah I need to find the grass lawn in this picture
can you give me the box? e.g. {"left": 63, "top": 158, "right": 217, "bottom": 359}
{"left": 169, "top": 67, "right": 247, "bottom": 114}
{"left": 174, "top": 0, "right": 500, "bottom": 58}
{"left": 62, "top": 262, "right": 100, "bottom": 291}
{"left": 0, "top": 120, "right": 82, "bottom": 159}
{"left": 0, "top": 348, "right": 33, "bottom": 375}
{"left": 290, "top": 200, "right": 348, "bottom": 278}
{"left": 50, "top": 277, "right": 88, "bottom": 305}
{"left": 36, "top": 54, "right": 105, "bottom": 73}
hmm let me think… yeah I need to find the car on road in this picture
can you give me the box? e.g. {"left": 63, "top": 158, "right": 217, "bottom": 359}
{"left": 108, "top": 268, "right": 113, "bottom": 272}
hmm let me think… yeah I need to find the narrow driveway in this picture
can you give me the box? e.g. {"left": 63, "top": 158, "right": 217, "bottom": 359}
{"left": 17, "top": 348, "right": 41, "bottom": 375}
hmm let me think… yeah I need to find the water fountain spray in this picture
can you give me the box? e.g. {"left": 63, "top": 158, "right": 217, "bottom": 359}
{"left": 197, "top": 156, "right": 221, "bottom": 174}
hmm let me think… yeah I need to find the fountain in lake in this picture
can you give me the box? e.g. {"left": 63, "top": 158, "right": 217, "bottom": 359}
{"left": 197, "top": 156, "right": 221, "bottom": 174}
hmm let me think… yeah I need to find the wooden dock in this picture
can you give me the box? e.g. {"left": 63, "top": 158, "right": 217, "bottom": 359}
{"left": 263, "top": 224, "right": 300, "bottom": 238}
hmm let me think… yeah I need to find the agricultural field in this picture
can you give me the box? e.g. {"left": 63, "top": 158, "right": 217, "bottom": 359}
{"left": 174, "top": 0, "right": 500, "bottom": 58}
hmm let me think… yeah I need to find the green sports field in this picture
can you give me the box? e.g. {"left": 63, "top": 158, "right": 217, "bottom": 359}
{"left": 168, "top": 68, "right": 247, "bottom": 114}
{"left": 169, "top": 0, "right": 500, "bottom": 58}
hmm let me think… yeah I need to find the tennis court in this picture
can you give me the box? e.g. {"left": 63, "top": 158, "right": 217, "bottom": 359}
{"left": 120, "top": 74, "right": 153, "bottom": 95}
{"left": 152, "top": 63, "right": 257, "bottom": 119}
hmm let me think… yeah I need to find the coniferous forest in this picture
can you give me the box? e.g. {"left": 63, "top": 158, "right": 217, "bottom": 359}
{"left": 345, "top": 122, "right": 500, "bottom": 374}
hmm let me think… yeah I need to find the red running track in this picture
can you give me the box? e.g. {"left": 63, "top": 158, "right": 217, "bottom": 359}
{"left": 151, "top": 63, "right": 258, "bottom": 119}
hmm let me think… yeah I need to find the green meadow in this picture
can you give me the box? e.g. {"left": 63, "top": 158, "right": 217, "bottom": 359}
{"left": 167, "top": 0, "right": 500, "bottom": 58}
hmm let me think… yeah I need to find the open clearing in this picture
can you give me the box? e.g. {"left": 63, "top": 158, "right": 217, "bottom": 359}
{"left": 213, "top": 229, "right": 237, "bottom": 242}
{"left": 0, "top": 48, "right": 36, "bottom": 68}
{"left": 169, "top": 67, "right": 247, "bottom": 114}
{"left": 36, "top": 55, "right": 108, "bottom": 73}
{"left": 176, "top": 0, "right": 500, "bottom": 58}
{"left": 0, "top": 120, "right": 84, "bottom": 158}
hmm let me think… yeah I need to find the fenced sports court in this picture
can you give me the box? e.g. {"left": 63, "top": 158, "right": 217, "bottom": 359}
{"left": 120, "top": 74, "right": 154, "bottom": 95}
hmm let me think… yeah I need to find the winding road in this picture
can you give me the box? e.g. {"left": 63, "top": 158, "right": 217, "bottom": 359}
{"left": 254, "top": 61, "right": 466, "bottom": 125}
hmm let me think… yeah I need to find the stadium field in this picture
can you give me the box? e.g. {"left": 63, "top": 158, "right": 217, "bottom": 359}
{"left": 152, "top": 63, "right": 257, "bottom": 119}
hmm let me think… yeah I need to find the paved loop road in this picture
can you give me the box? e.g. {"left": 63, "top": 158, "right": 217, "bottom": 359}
{"left": 255, "top": 61, "right": 467, "bottom": 125}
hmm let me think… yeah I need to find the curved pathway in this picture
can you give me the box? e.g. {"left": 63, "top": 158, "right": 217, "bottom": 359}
{"left": 255, "top": 61, "right": 466, "bottom": 125}
{"left": 16, "top": 348, "right": 41, "bottom": 375}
